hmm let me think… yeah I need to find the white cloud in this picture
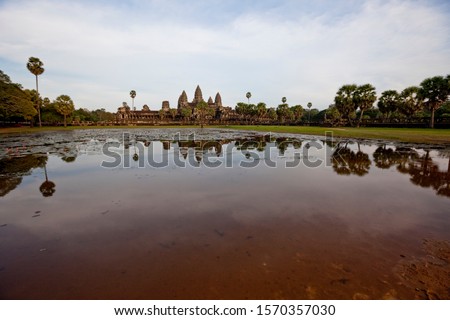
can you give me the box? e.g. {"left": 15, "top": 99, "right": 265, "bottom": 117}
{"left": 0, "top": 0, "right": 449, "bottom": 111}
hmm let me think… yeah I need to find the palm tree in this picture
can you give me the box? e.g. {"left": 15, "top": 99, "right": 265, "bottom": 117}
{"left": 246, "top": 92, "right": 252, "bottom": 104}
{"left": 419, "top": 76, "right": 450, "bottom": 128}
{"left": 378, "top": 90, "right": 400, "bottom": 120}
{"left": 130, "top": 90, "right": 137, "bottom": 111}
{"left": 169, "top": 108, "right": 178, "bottom": 120}
{"left": 355, "top": 84, "right": 376, "bottom": 127}
{"left": 276, "top": 104, "right": 290, "bottom": 123}
{"left": 158, "top": 109, "right": 165, "bottom": 121}
{"left": 335, "top": 84, "right": 358, "bottom": 126}
{"left": 307, "top": 102, "right": 312, "bottom": 123}
{"left": 399, "top": 86, "right": 423, "bottom": 120}
{"left": 180, "top": 107, "right": 192, "bottom": 124}
{"left": 54, "top": 95, "right": 75, "bottom": 127}
{"left": 235, "top": 102, "right": 250, "bottom": 123}
{"left": 325, "top": 104, "right": 341, "bottom": 126}
{"left": 26, "top": 57, "right": 45, "bottom": 127}
{"left": 196, "top": 101, "right": 210, "bottom": 128}
{"left": 256, "top": 102, "right": 267, "bottom": 121}
{"left": 290, "top": 105, "right": 304, "bottom": 122}
{"left": 268, "top": 108, "right": 277, "bottom": 122}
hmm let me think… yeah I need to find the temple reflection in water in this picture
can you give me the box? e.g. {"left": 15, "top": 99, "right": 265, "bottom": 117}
{"left": 1, "top": 135, "right": 449, "bottom": 199}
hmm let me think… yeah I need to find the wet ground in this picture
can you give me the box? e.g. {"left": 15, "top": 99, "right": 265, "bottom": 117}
{"left": 0, "top": 128, "right": 449, "bottom": 299}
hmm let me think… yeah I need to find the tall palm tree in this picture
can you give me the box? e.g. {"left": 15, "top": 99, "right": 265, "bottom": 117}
{"left": 307, "top": 102, "right": 312, "bottom": 123}
{"left": 335, "top": 84, "right": 358, "bottom": 126}
{"left": 246, "top": 92, "right": 252, "bottom": 104}
{"left": 355, "top": 84, "right": 376, "bottom": 127}
{"left": 419, "top": 76, "right": 450, "bottom": 128}
{"left": 26, "top": 57, "right": 45, "bottom": 127}
{"left": 130, "top": 90, "right": 137, "bottom": 111}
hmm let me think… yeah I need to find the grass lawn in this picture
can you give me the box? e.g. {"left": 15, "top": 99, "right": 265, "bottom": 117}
{"left": 215, "top": 125, "right": 450, "bottom": 145}
{"left": 1, "top": 125, "right": 450, "bottom": 145}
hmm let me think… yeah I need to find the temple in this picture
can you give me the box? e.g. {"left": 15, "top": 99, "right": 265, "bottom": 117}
{"left": 116, "top": 85, "right": 234, "bottom": 124}
{"left": 177, "top": 85, "right": 223, "bottom": 110}
{"left": 116, "top": 102, "right": 160, "bottom": 124}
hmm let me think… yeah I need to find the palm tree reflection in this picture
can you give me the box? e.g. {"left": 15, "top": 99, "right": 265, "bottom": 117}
{"left": 373, "top": 145, "right": 401, "bottom": 169}
{"left": 0, "top": 155, "right": 47, "bottom": 197}
{"left": 40, "top": 162, "right": 55, "bottom": 197}
{"left": 331, "top": 142, "right": 371, "bottom": 176}
{"left": 331, "top": 142, "right": 450, "bottom": 198}
{"left": 372, "top": 145, "right": 450, "bottom": 198}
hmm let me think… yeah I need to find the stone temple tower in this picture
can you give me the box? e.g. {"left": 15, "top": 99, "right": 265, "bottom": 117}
{"left": 192, "top": 85, "right": 204, "bottom": 105}
{"left": 215, "top": 92, "right": 222, "bottom": 107}
{"left": 177, "top": 90, "right": 188, "bottom": 109}
{"left": 162, "top": 100, "right": 170, "bottom": 111}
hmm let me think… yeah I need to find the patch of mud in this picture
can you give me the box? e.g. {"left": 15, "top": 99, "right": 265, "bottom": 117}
{"left": 395, "top": 239, "right": 450, "bottom": 299}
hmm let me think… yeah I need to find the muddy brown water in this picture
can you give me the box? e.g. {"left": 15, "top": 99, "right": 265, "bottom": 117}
{"left": 0, "top": 129, "right": 449, "bottom": 299}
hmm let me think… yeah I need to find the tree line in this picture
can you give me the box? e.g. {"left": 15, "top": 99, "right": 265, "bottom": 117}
{"left": 1, "top": 56, "right": 448, "bottom": 128}
{"left": 331, "top": 75, "right": 450, "bottom": 128}
{"left": 1, "top": 57, "right": 115, "bottom": 127}
{"left": 235, "top": 75, "right": 449, "bottom": 128}
{"left": 234, "top": 94, "right": 313, "bottom": 124}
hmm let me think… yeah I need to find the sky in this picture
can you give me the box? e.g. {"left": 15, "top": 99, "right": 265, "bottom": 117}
{"left": 1, "top": 0, "right": 449, "bottom": 112}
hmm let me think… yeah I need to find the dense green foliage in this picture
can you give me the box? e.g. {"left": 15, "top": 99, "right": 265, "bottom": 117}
{"left": 398, "top": 86, "right": 423, "bottom": 118}
{"left": 1, "top": 70, "right": 114, "bottom": 126}
{"left": 55, "top": 94, "right": 75, "bottom": 127}
{"left": 195, "top": 100, "right": 214, "bottom": 127}
{"left": 332, "top": 75, "right": 449, "bottom": 127}
{"left": 377, "top": 90, "right": 399, "bottom": 118}
{"left": 0, "top": 70, "right": 37, "bottom": 122}
{"left": 355, "top": 84, "right": 377, "bottom": 126}
{"left": 334, "top": 84, "right": 358, "bottom": 125}
{"left": 419, "top": 76, "right": 450, "bottom": 128}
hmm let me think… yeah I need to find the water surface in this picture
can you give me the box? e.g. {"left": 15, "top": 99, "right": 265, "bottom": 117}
{"left": 1, "top": 129, "right": 449, "bottom": 299}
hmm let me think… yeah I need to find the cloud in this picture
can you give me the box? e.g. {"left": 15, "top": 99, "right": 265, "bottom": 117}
{"left": 0, "top": 0, "right": 449, "bottom": 111}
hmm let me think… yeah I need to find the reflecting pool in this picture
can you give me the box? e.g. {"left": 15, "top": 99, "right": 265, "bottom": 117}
{"left": 0, "top": 129, "right": 449, "bottom": 299}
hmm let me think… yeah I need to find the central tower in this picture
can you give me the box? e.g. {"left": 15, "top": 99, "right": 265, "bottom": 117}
{"left": 192, "top": 85, "right": 204, "bottom": 105}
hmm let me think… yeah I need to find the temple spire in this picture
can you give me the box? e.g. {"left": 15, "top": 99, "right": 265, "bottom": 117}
{"left": 178, "top": 90, "right": 188, "bottom": 109}
{"left": 193, "top": 85, "right": 203, "bottom": 104}
{"left": 215, "top": 92, "right": 222, "bottom": 107}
